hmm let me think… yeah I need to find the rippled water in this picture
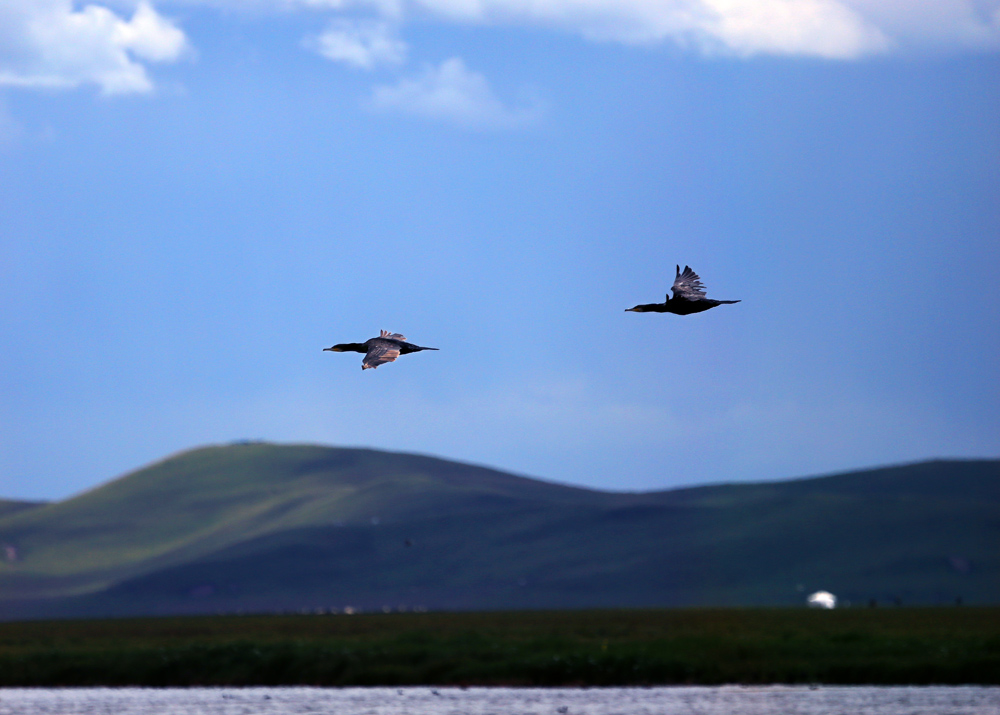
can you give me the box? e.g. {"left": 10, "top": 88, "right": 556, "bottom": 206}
{"left": 0, "top": 686, "right": 997, "bottom": 715}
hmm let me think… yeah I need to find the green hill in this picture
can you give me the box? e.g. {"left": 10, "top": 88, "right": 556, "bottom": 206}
{"left": 0, "top": 444, "right": 995, "bottom": 618}
{"left": 0, "top": 500, "right": 43, "bottom": 520}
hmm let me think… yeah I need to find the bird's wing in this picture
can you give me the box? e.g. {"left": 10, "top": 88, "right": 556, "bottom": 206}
{"left": 670, "top": 265, "right": 707, "bottom": 301}
{"left": 380, "top": 329, "right": 407, "bottom": 341}
{"left": 363, "top": 340, "right": 401, "bottom": 369}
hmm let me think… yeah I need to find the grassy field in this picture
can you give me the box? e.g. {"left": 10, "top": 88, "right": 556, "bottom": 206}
{"left": 0, "top": 607, "right": 997, "bottom": 686}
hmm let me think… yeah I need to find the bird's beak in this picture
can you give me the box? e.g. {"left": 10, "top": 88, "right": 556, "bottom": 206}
{"left": 624, "top": 308, "right": 636, "bottom": 312}
{"left": 323, "top": 346, "right": 338, "bottom": 352}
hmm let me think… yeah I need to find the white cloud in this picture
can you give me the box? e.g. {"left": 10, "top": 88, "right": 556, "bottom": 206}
{"left": 291, "top": 0, "right": 1000, "bottom": 57}
{"left": 370, "top": 56, "right": 543, "bottom": 128}
{"left": 1, "top": 0, "right": 997, "bottom": 102}
{"left": 404, "top": 0, "right": 889, "bottom": 58}
{"left": 0, "top": 0, "right": 188, "bottom": 95}
{"left": 692, "top": 0, "right": 891, "bottom": 58}
{"left": 114, "top": 2, "right": 189, "bottom": 62}
{"left": 307, "top": 18, "right": 407, "bottom": 68}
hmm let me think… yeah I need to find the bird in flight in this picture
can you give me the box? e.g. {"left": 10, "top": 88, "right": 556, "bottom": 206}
{"left": 626, "top": 265, "right": 740, "bottom": 316}
{"left": 323, "top": 330, "right": 439, "bottom": 370}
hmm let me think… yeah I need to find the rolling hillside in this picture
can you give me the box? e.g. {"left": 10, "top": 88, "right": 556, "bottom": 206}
{"left": 0, "top": 500, "right": 42, "bottom": 520}
{"left": 0, "top": 444, "right": 996, "bottom": 618}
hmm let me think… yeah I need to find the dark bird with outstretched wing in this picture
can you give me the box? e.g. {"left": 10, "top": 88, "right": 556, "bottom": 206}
{"left": 323, "top": 330, "right": 439, "bottom": 370}
{"left": 626, "top": 265, "right": 740, "bottom": 316}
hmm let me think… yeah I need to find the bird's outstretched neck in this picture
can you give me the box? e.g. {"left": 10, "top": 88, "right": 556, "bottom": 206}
{"left": 324, "top": 342, "right": 367, "bottom": 353}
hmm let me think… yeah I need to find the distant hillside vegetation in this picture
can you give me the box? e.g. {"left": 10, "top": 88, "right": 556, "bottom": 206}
{"left": 0, "top": 500, "right": 44, "bottom": 520}
{"left": 0, "top": 444, "right": 995, "bottom": 619}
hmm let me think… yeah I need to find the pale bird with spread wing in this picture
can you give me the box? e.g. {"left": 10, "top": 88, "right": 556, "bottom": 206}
{"left": 323, "top": 330, "right": 439, "bottom": 370}
{"left": 626, "top": 265, "right": 740, "bottom": 316}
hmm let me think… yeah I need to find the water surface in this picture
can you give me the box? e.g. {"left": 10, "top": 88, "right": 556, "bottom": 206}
{"left": 0, "top": 686, "right": 996, "bottom": 715}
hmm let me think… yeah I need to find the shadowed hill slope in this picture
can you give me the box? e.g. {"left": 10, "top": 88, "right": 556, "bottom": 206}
{"left": 0, "top": 500, "right": 44, "bottom": 520}
{"left": 0, "top": 445, "right": 996, "bottom": 618}
{"left": 0, "top": 444, "right": 604, "bottom": 600}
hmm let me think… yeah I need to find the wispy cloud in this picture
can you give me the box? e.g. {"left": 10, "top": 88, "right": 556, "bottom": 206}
{"left": 387, "top": 0, "right": 890, "bottom": 58}
{"left": 301, "top": 0, "right": 1000, "bottom": 56}
{"left": 369, "top": 57, "right": 543, "bottom": 129}
{"left": 842, "top": 0, "right": 1000, "bottom": 51}
{"left": 105, "top": 370, "right": 990, "bottom": 492}
{"left": 0, "top": 0, "right": 188, "bottom": 95}
{"left": 306, "top": 18, "right": 407, "bottom": 69}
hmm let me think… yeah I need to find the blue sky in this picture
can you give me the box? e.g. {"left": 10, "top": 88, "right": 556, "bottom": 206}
{"left": 1, "top": 0, "right": 999, "bottom": 500}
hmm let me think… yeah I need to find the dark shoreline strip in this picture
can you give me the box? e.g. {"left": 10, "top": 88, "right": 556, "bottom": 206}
{"left": 0, "top": 608, "right": 997, "bottom": 687}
